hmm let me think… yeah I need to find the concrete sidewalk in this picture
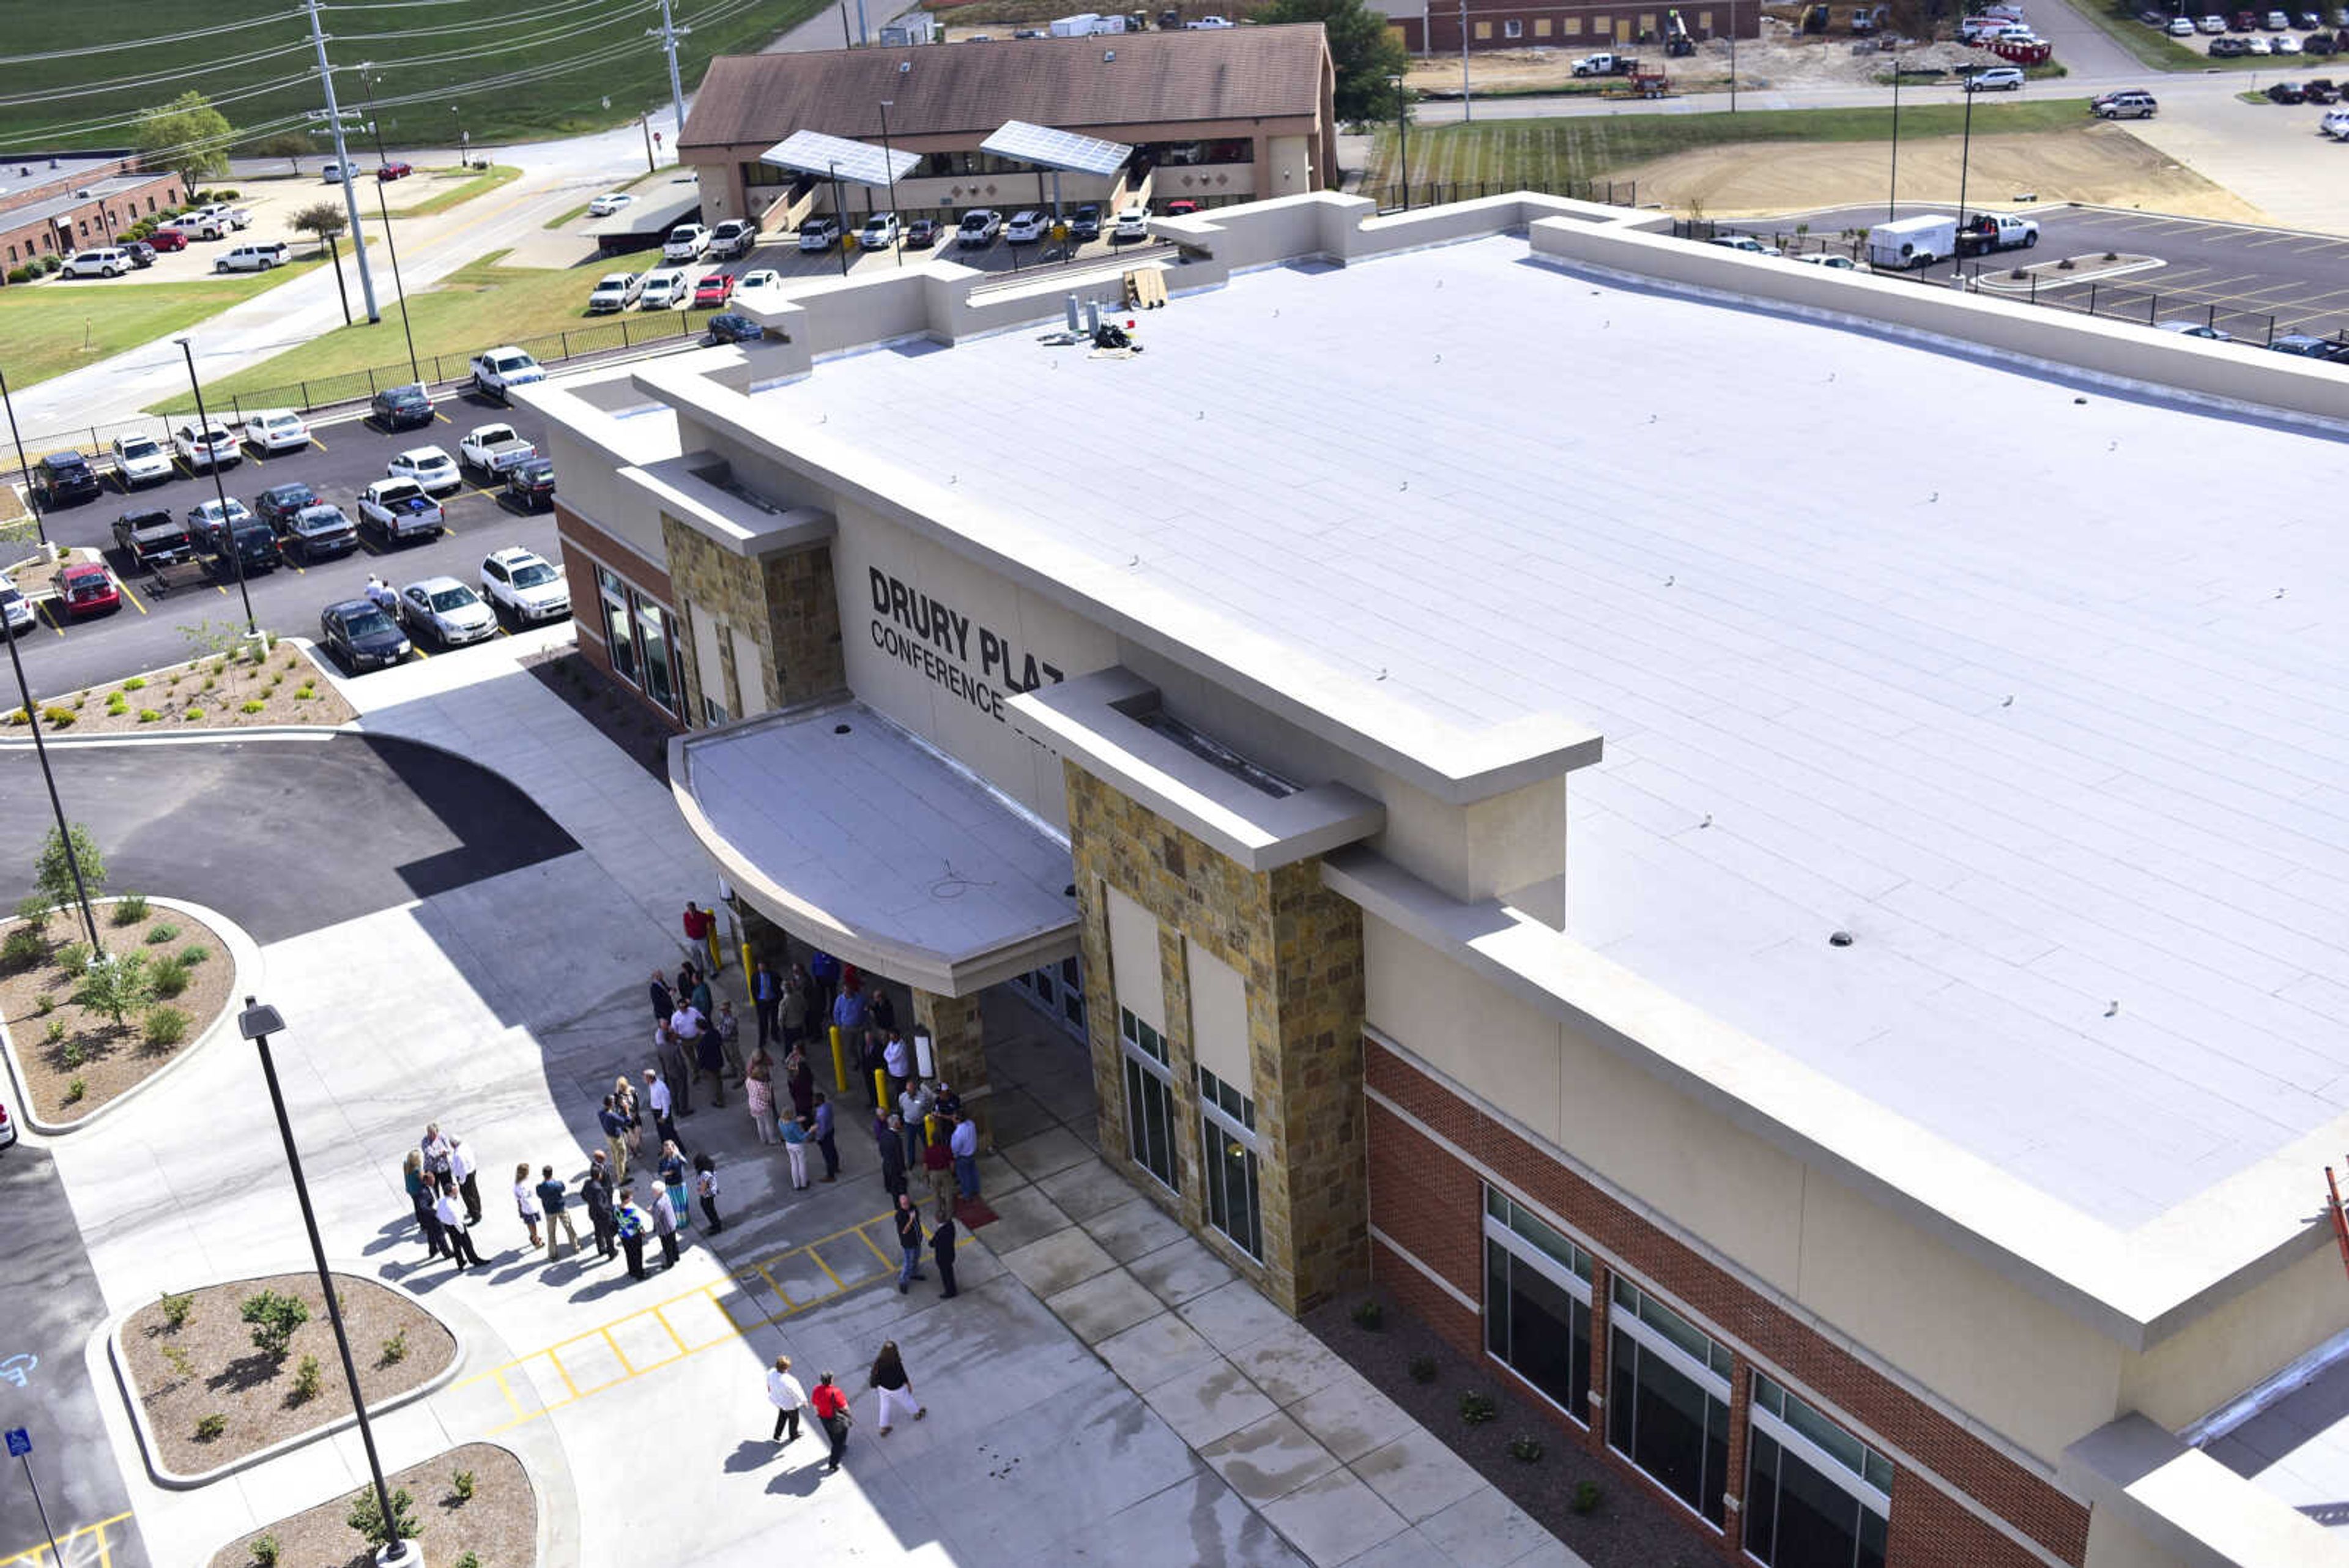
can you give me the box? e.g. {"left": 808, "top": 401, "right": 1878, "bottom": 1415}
{"left": 34, "top": 625, "right": 1576, "bottom": 1567}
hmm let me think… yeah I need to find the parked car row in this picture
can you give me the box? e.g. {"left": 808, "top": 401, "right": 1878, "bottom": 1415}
{"left": 2208, "top": 27, "right": 2348, "bottom": 50}
{"left": 2264, "top": 75, "right": 2343, "bottom": 97}
{"left": 319, "top": 545, "right": 568, "bottom": 669}
{"left": 23, "top": 412, "right": 321, "bottom": 507}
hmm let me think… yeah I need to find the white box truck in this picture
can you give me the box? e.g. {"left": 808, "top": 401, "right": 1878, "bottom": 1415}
{"left": 1049, "top": 11, "right": 1126, "bottom": 32}
{"left": 1867, "top": 214, "right": 1957, "bottom": 269}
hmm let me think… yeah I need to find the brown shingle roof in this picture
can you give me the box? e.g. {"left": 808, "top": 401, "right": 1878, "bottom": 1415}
{"left": 680, "top": 25, "right": 1329, "bottom": 150}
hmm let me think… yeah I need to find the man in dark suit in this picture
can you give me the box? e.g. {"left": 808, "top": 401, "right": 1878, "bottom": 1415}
{"left": 649, "top": 968, "right": 675, "bottom": 1027}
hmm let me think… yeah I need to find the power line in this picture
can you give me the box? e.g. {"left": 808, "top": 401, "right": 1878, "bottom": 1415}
{"left": 2, "top": 73, "right": 323, "bottom": 147}
{"left": 0, "top": 12, "right": 303, "bottom": 67}
{"left": 0, "top": 42, "right": 316, "bottom": 109}
{"left": 335, "top": 0, "right": 648, "bottom": 41}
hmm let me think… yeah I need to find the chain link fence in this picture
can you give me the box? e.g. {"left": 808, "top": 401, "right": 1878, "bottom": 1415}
{"left": 1367, "top": 177, "right": 1639, "bottom": 214}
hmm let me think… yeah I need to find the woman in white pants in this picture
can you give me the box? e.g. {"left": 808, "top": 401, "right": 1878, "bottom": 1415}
{"left": 868, "top": 1339, "right": 925, "bottom": 1433}
{"left": 780, "top": 1111, "right": 811, "bottom": 1190}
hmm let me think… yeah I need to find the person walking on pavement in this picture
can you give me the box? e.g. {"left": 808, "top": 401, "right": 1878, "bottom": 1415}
{"left": 745, "top": 1050, "right": 777, "bottom": 1145}
{"left": 752, "top": 959, "right": 780, "bottom": 1051}
{"left": 785, "top": 1048, "right": 815, "bottom": 1123}
{"left": 951, "top": 1110, "right": 981, "bottom": 1201}
{"left": 931, "top": 1201, "right": 959, "bottom": 1298}
{"left": 694, "top": 1151, "right": 723, "bottom": 1233}
{"left": 900, "top": 1077, "right": 932, "bottom": 1167}
{"left": 645, "top": 1066, "right": 683, "bottom": 1153}
{"left": 781, "top": 1110, "right": 811, "bottom": 1190}
{"left": 879, "top": 1113, "right": 908, "bottom": 1198}
{"left": 513, "top": 1161, "right": 544, "bottom": 1250}
{"left": 613, "top": 1074, "right": 644, "bottom": 1159}
{"left": 537, "top": 1164, "right": 580, "bottom": 1261}
{"left": 683, "top": 900, "right": 720, "bottom": 973}
{"left": 811, "top": 1372, "right": 851, "bottom": 1473}
{"left": 883, "top": 1028, "right": 913, "bottom": 1104}
{"left": 449, "top": 1134, "right": 484, "bottom": 1225}
{"left": 782, "top": 967, "right": 811, "bottom": 1052}
{"left": 695, "top": 1022, "right": 728, "bottom": 1109}
{"left": 583, "top": 1156, "right": 618, "bottom": 1261}
{"left": 766, "top": 1354, "right": 807, "bottom": 1444}
{"left": 615, "top": 1186, "right": 651, "bottom": 1279}
{"left": 658, "top": 1139, "right": 691, "bottom": 1228}
{"left": 598, "top": 1093, "right": 632, "bottom": 1181}
{"left": 892, "top": 1192, "right": 926, "bottom": 1293}
{"left": 658, "top": 1020, "right": 696, "bottom": 1117}
{"left": 868, "top": 1339, "right": 926, "bottom": 1434}
{"left": 922, "top": 1128, "right": 957, "bottom": 1217}
{"left": 434, "top": 1174, "right": 485, "bottom": 1269}
{"left": 411, "top": 1163, "right": 451, "bottom": 1263}
{"left": 715, "top": 1000, "right": 744, "bottom": 1084}
{"left": 649, "top": 968, "right": 675, "bottom": 1028}
{"left": 812, "top": 1092, "right": 839, "bottom": 1182}
{"left": 650, "top": 1178, "right": 682, "bottom": 1269}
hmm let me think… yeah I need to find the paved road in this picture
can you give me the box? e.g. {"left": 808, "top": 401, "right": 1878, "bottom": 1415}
{"left": 9, "top": 395, "right": 565, "bottom": 699}
{"left": 0, "top": 1143, "right": 149, "bottom": 1568}
{"left": 0, "top": 735, "right": 578, "bottom": 943}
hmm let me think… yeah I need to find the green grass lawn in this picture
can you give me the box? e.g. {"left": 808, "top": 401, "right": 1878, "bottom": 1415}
{"left": 1368, "top": 98, "right": 2096, "bottom": 189}
{"left": 543, "top": 166, "right": 671, "bottom": 230}
{"left": 0, "top": 262, "right": 321, "bottom": 390}
{"left": 148, "top": 247, "right": 677, "bottom": 414}
{"left": 388, "top": 165, "right": 524, "bottom": 218}
{"left": 6, "top": 0, "right": 834, "bottom": 154}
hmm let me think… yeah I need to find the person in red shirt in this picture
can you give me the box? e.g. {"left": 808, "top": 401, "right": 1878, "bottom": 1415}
{"left": 682, "top": 901, "right": 720, "bottom": 973}
{"left": 809, "top": 1372, "right": 851, "bottom": 1473}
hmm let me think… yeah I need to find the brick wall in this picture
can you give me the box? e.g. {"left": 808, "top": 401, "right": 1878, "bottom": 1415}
{"left": 1366, "top": 1037, "right": 2088, "bottom": 1568}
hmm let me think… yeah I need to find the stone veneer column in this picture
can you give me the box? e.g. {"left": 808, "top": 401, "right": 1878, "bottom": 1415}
{"left": 1064, "top": 759, "right": 1368, "bottom": 1317}
{"left": 913, "top": 988, "right": 990, "bottom": 1151}
{"left": 658, "top": 515, "right": 844, "bottom": 723}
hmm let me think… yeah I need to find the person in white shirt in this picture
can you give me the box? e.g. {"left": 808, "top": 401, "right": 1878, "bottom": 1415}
{"left": 644, "top": 1066, "right": 681, "bottom": 1151}
{"left": 513, "top": 1162, "right": 544, "bottom": 1250}
{"left": 766, "top": 1353, "right": 807, "bottom": 1443}
{"left": 448, "top": 1135, "right": 482, "bottom": 1225}
{"left": 434, "top": 1175, "right": 484, "bottom": 1268}
{"left": 949, "top": 1112, "right": 981, "bottom": 1201}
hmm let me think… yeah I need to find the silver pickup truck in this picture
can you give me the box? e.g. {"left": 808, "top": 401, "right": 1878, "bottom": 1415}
{"left": 458, "top": 422, "right": 538, "bottom": 477}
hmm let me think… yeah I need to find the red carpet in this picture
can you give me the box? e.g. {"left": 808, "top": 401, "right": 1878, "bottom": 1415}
{"left": 955, "top": 1195, "right": 999, "bottom": 1229}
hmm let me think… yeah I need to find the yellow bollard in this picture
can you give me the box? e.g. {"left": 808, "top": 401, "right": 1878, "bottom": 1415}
{"left": 830, "top": 1025, "right": 850, "bottom": 1094}
{"left": 738, "top": 940, "right": 753, "bottom": 982}
{"left": 705, "top": 927, "right": 723, "bottom": 973}
{"left": 872, "top": 1067, "right": 889, "bottom": 1109}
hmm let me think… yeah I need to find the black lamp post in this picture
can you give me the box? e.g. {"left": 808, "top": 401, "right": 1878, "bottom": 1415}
{"left": 1953, "top": 77, "right": 1976, "bottom": 282}
{"left": 0, "top": 362, "right": 48, "bottom": 547}
{"left": 828, "top": 160, "right": 850, "bottom": 278}
{"left": 1390, "top": 75, "right": 1409, "bottom": 210}
{"left": 1887, "top": 54, "right": 1904, "bottom": 222}
{"left": 3, "top": 617, "right": 103, "bottom": 954}
{"left": 372, "top": 180, "right": 421, "bottom": 385}
{"left": 356, "top": 65, "right": 391, "bottom": 166}
{"left": 174, "top": 338, "right": 256, "bottom": 637}
{"left": 240, "top": 997, "right": 418, "bottom": 1568}
{"left": 877, "top": 99, "right": 902, "bottom": 267}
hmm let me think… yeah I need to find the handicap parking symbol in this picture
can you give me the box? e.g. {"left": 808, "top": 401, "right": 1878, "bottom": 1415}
{"left": 0, "top": 1353, "right": 37, "bottom": 1389}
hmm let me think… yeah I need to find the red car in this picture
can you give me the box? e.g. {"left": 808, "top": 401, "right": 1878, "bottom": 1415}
{"left": 57, "top": 562, "right": 119, "bottom": 619}
{"left": 692, "top": 272, "right": 735, "bottom": 308}
{"left": 377, "top": 162, "right": 414, "bottom": 181}
{"left": 146, "top": 228, "right": 187, "bottom": 253}
{"left": 1165, "top": 199, "right": 1201, "bottom": 217}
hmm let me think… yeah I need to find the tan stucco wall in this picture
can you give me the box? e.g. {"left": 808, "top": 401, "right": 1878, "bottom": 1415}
{"left": 1185, "top": 935, "right": 1249, "bottom": 1089}
{"left": 2119, "top": 1244, "right": 2349, "bottom": 1433}
{"left": 1107, "top": 883, "right": 1167, "bottom": 1033}
{"left": 2084, "top": 1504, "right": 2191, "bottom": 1568}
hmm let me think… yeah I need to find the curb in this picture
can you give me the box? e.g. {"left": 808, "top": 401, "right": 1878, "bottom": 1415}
{"left": 103, "top": 1263, "right": 467, "bottom": 1491}
{"left": 0, "top": 894, "right": 262, "bottom": 1137}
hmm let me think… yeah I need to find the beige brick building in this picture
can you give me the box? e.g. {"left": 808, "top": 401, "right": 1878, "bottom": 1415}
{"left": 524, "top": 191, "right": 2349, "bottom": 1568}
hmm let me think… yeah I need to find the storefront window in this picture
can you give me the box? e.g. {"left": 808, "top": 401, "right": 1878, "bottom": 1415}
{"left": 598, "top": 567, "right": 638, "bottom": 685}
{"left": 1608, "top": 1279, "right": 1732, "bottom": 1528}
{"left": 1483, "top": 1190, "right": 1592, "bottom": 1423}
{"left": 1198, "top": 1064, "right": 1261, "bottom": 1258}
{"left": 637, "top": 595, "right": 675, "bottom": 713}
{"left": 1121, "top": 1008, "right": 1178, "bottom": 1192}
{"left": 1745, "top": 1375, "right": 1892, "bottom": 1568}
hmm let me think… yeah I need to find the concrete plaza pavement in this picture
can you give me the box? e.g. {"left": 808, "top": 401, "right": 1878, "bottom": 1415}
{"left": 18, "top": 623, "right": 1577, "bottom": 1568}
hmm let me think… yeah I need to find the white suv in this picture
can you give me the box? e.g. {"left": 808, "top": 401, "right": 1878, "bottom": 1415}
{"left": 215, "top": 244, "right": 281, "bottom": 273}
{"left": 64, "top": 248, "right": 132, "bottom": 278}
{"left": 478, "top": 547, "right": 571, "bottom": 623}
{"left": 2092, "top": 89, "right": 2158, "bottom": 117}
{"left": 172, "top": 422, "right": 240, "bottom": 470}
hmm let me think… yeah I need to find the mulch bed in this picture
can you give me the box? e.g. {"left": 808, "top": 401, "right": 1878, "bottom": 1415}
{"left": 518, "top": 646, "right": 676, "bottom": 782}
{"left": 208, "top": 1442, "right": 535, "bottom": 1568}
{"left": 1305, "top": 1286, "right": 1710, "bottom": 1568}
{"left": 5, "top": 639, "right": 355, "bottom": 734}
{"left": 122, "top": 1272, "right": 455, "bottom": 1477}
{"left": 0, "top": 901, "right": 236, "bottom": 1123}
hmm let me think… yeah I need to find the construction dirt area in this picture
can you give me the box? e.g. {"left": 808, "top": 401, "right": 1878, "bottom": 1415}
{"left": 1625, "top": 125, "right": 2268, "bottom": 220}
{"left": 1406, "top": 23, "right": 2008, "bottom": 95}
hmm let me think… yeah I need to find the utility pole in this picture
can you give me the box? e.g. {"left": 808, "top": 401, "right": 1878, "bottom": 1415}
{"left": 1458, "top": 0, "right": 1473, "bottom": 122}
{"left": 650, "top": 0, "right": 690, "bottom": 149}
{"left": 1887, "top": 54, "right": 1902, "bottom": 222}
{"left": 1728, "top": 0, "right": 1738, "bottom": 113}
{"left": 304, "top": 0, "right": 380, "bottom": 323}
{"left": 1953, "top": 75, "right": 1975, "bottom": 281}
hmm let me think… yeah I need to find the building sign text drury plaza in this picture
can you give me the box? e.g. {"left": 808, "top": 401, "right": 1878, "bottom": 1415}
{"left": 869, "top": 567, "right": 1063, "bottom": 722}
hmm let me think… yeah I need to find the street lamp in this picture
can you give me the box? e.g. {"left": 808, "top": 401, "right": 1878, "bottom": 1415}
{"left": 1887, "top": 54, "right": 1904, "bottom": 222}
{"left": 2, "top": 612, "right": 103, "bottom": 955}
{"left": 828, "top": 160, "right": 850, "bottom": 278}
{"left": 877, "top": 100, "right": 902, "bottom": 267}
{"left": 355, "top": 65, "right": 391, "bottom": 167}
{"left": 1953, "top": 74, "right": 1977, "bottom": 283}
{"left": 372, "top": 180, "right": 421, "bottom": 385}
{"left": 451, "top": 105, "right": 469, "bottom": 169}
{"left": 174, "top": 338, "right": 256, "bottom": 638}
{"left": 1458, "top": 0, "right": 1474, "bottom": 122}
{"left": 1389, "top": 75, "right": 1409, "bottom": 211}
{"left": 0, "top": 362, "right": 49, "bottom": 547}
{"left": 240, "top": 997, "right": 418, "bottom": 1568}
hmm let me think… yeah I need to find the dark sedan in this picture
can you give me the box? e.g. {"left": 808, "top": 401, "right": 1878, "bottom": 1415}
{"left": 2269, "top": 333, "right": 2349, "bottom": 361}
{"left": 505, "top": 458, "right": 557, "bottom": 511}
{"left": 702, "top": 313, "right": 763, "bottom": 345}
{"left": 904, "top": 217, "right": 940, "bottom": 250}
{"left": 370, "top": 382, "right": 435, "bottom": 431}
{"left": 282, "top": 503, "right": 360, "bottom": 562}
{"left": 254, "top": 481, "right": 321, "bottom": 532}
{"left": 35, "top": 451, "right": 103, "bottom": 508}
{"left": 2268, "top": 80, "right": 2308, "bottom": 101}
{"left": 319, "top": 598, "right": 411, "bottom": 671}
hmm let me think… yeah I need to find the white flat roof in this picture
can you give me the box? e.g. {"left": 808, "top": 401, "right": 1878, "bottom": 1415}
{"left": 727, "top": 234, "right": 2349, "bottom": 1274}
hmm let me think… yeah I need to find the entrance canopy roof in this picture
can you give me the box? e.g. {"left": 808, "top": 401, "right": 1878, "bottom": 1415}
{"left": 759, "top": 129, "right": 920, "bottom": 188}
{"left": 980, "top": 119, "right": 1132, "bottom": 177}
{"left": 671, "top": 698, "right": 1078, "bottom": 997}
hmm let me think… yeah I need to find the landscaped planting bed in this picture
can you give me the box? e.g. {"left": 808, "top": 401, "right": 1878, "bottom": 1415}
{"left": 4, "top": 637, "right": 354, "bottom": 735}
{"left": 207, "top": 1442, "right": 533, "bottom": 1568}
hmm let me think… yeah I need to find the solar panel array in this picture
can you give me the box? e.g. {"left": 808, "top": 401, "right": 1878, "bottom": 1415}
{"left": 979, "top": 119, "right": 1132, "bottom": 177}
{"left": 759, "top": 130, "right": 919, "bottom": 187}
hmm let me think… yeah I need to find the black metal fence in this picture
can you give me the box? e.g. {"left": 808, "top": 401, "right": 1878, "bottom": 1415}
{"left": 1672, "top": 217, "right": 2349, "bottom": 351}
{"left": 1367, "top": 177, "right": 1639, "bottom": 214}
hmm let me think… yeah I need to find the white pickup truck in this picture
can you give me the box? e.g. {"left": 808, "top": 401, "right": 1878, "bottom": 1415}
{"left": 1572, "top": 51, "right": 1637, "bottom": 75}
{"left": 467, "top": 346, "right": 545, "bottom": 401}
{"left": 196, "top": 202, "right": 253, "bottom": 231}
{"left": 458, "top": 422, "right": 537, "bottom": 477}
{"left": 357, "top": 478, "right": 446, "bottom": 544}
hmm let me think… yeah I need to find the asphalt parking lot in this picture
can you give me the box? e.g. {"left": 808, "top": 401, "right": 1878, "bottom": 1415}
{"left": 654, "top": 214, "right": 1182, "bottom": 296}
{"left": 6, "top": 391, "right": 566, "bottom": 697}
{"left": 1726, "top": 203, "right": 2349, "bottom": 341}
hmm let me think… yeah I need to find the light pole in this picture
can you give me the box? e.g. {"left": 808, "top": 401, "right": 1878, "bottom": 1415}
{"left": 1458, "top": 0, "right": 1473, "bottom": 122}
{"left": 877, "top": 100, "right": 902, "bottom": 266}
{"left": 828, "top": 161, "right": 850, "bottom": 278}
{"left": 640, "top": 114, "right": 656, "bottom": 173}
{"left": 372, "top": 181, "right": 421, "bottom": 385}
{"left": 240, "top": 997, "right": 418, "bottom": 1568}
{"left": 451, "top": 106, "right": 469, "bottom": 169}
{"left": 1728, "top": 0, "right": 1739, "bottom": 113}
{"left": 1389, "top": 75, "right": 1409, "bottom": 210}
{"left": 355, "top": 66, "right": 390, "bottom": 167}
{"left": 1887, "top": 54, "right": 1903, "bottom": 222}
{"left": 1953, "top": 74, "right": 1976, "bottom": 281}
{"left": 3, "top": 615, "right": 103, "bottom": 955}
{"left": 0, "top": 363, "right": 48, "bottom": 548}
{"left": 174, "top": 338, "right": 256, "bottom": 638}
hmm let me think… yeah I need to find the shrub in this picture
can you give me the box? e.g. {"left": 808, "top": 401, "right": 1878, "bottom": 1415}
{"left": 251, "top": 1534, "right": 280, "bottom": 1568}
{"left": 144, "top": 1006, "right": 190, "bottom": 1047}
{"left": 111, "top": 894, "right": 149, "bottom": 924}
{"left": 16, "top": 893, "right": 53, "bottom": 929}
{"left": 1349, "top": 1299, "right": 1384, "bottom": 1331}
{"left": 1, "top": 927, "right": 46, "bottom": 968}
{"left": 379, "top": 1328, "right": 408, "bottom": 1365}
{"left": 295, "top": 684, "right": 316, "bottom": 700}
{"left": 138, "top": 709, "right": 161, "bottom": 724}
{"left": 123, "top": 677, "right": 146, "bottom": 691}
{"left": 4, "top": 266, "right": 29, "bottom": 284}
{"left": 51, "top": 1024, "right": 73, "bottom": 1053}
{"left": 240, "top": 700, "right": 265, "bottom": 715}
{"left": 40, "top": 707, "right": 72, "bottom": 727}
{"left": 160, "top": 1343, "right": 196, "bottom": 1379}
{"left": 3, "top": 708, "right": 24, "bottom": 726}
{"left": 453, "top": 1554, "right": 480, "bottom": 1568}
{"left": 55, "top": 942, "right": 92, "bottom": 978}
{"left": 1571, "top": 1479, "right": 1603, "bottom": 1515}
{"left": 105, "top": 693, "right": 128, "bottom": 715}
{"left": 179, "top": 944, "right": 210, "bottom": 966}
{"left": 37, "top": 254, "right": 59, "bottom": 274}
{"left": 195, "top": 1413, "right": 228, "bottom": 1441}
{"left": 238, "top": 1289, "right": 310, "bottom": 1361}
{"left": 161, "top": 1290, "right": 195, "bottom": 1330}
{"left": 63, "top": 1078, "right": 85, "bottom": 1104}
{"left": 291, "top": 1354, "right": 322, "bottom": 1402}
{"left": 451, "top": 1467, "right": 476, "bottom": 1501}
{"left": 184, "top": 707, "right": 206, "bottom": 721}
{"left": 77, "top": 950, "right": 154, "bottom": 1028}
{"left": 34, "top": 992, "right": 54, "bottom": 1014}
{"left": 145, "top": 923, "right": 180, "bottom": 945}
{"left": 344, "top": 1484, "right": 418, "bottom": 1550}
{"left": 1458, "top": 1391, "right": 1497, "bottom": 1425}
{"left": 152, "top": 960, "right": 190, "bottom": 999}
{"left": 35, "top": 822, "right": 105, "bottom": 910}
{"left": 1508, "top": 1433, "right": 1544, "bottom": 1463}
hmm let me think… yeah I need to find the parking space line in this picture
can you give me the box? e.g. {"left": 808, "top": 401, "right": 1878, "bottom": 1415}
{"left": 116, "top": 579, "right": 147, "bottom": 615}
{"left": 36, "top": 600, "right": 64, "bottom": 637}
{"left": 2243, "top": 233, "right": 2308, "bottom": 250}
{"left": 1, "top": 1509, "right": 135, "bottom": 1568}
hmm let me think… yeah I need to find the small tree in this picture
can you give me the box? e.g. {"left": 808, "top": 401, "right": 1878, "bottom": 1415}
{"left": 35, "top": 822, "right": 106, "bottom": 913}
{"left": 133, "top": 91, "right": 236, "bottom": 184}
{"left": 238, "top": 1289, "right": 310, "bottom": 1361}
{"left": 289, "top": 200, "right": 348, "bottom": 256}
{"left": 248, "top": 130, "right": 317, "bottom": 173}
{"left": 344, "top": 1485, "right": 418, "bottom": 1551}
{"left": 1257, "top": 0, "right": 1411, "bottom": 123}
{"left": 78, "top": 951, "right": 154, "bottom": 1030}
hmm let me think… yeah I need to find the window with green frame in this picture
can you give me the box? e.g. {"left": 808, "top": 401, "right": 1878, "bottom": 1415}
{"left": 1197, "top": 1064, "right": 1261, "bottom": 1258}
{"left": 1119, "top": 1006, "right": 1178, "bottom": 1192}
